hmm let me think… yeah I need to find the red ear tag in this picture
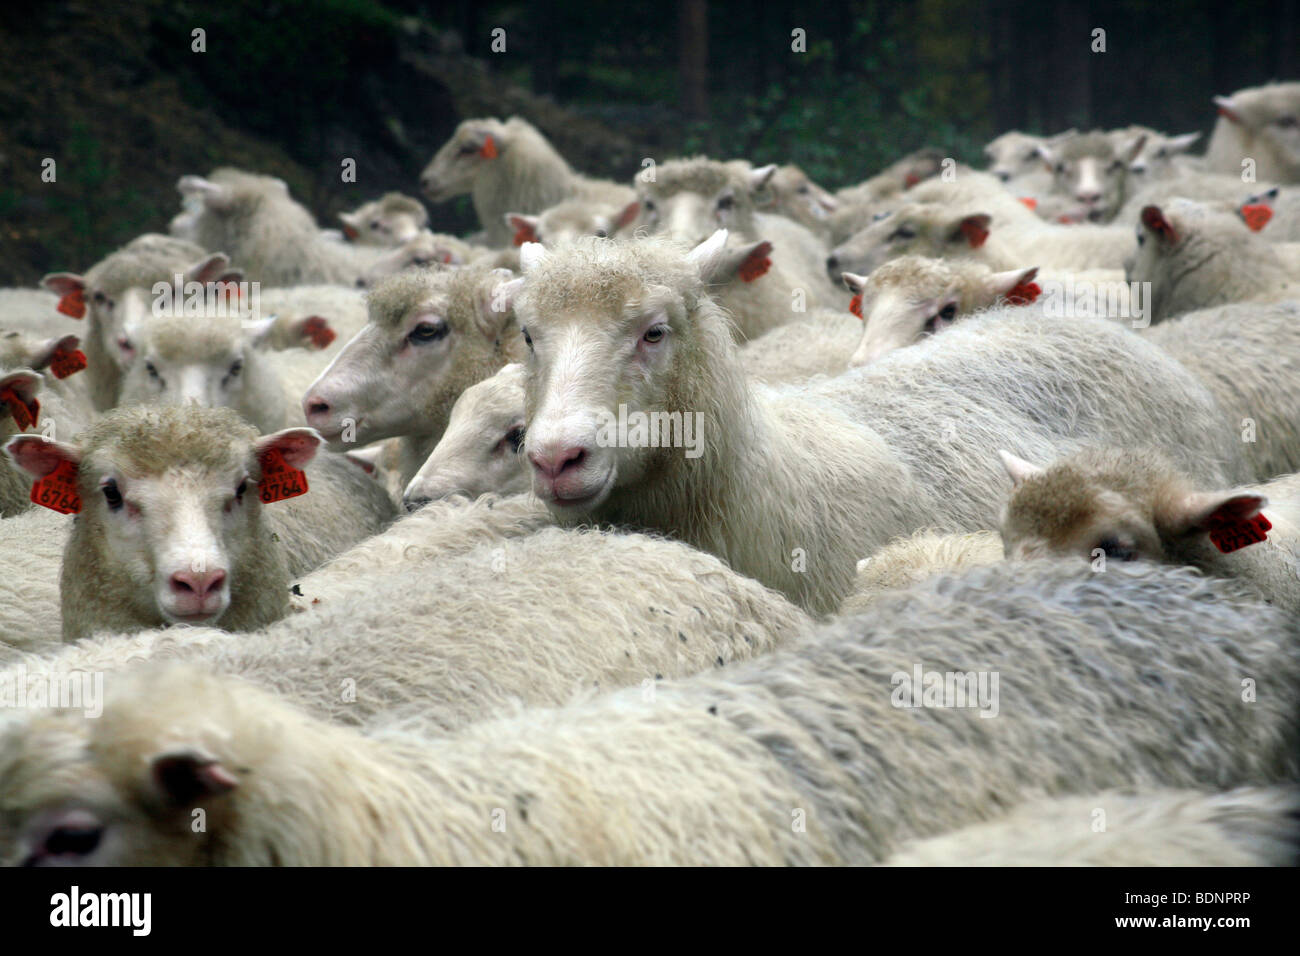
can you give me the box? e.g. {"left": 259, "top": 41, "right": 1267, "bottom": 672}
{"left": 512, "top": 223, "right": 537, "bottom": 246}
{"left": 49, "top": 346, "right": 88, "bottom": 379}
{"left": 1019, "top": 197, "right": 1038, "bottom": 211}
{"left": 903, "top": 173, "right": 920, "bottom": 189}
{"left": 738, "top": 255, "right": 771, "bottom": 283}
{"left": 480, "top": 135, "right": 498, "bottom": 160}
{"left": 342, "top": 224, "right": 360, "bottom": 241}
{"left": 258, "top": 448, "right": 309, "bottom": 504}
{"left": 1240, "top": 204, "right": 1273, "bottom": 232}
{"left": 301, "top": 317, "right": 336, "bottom": 349}
{"left": 56, "top": 289, "right": 86, "bottom": 318}
{"left": 849, "top": 294, "right": 864, "bottom": 319}
{"left": 0, "top": 387, "right": 39, "bottom": 430}
{"left": 1208, "top": 512, "right": 1271, "bottom": 554}
{"left": 30, "top": 459, "right": 80, "bottom": 514}
{"left": 1005, "top": 281, "right": 1041, "bottom": 305}
{"left": 960, "top": 220, "right": 989, "bottom": 248}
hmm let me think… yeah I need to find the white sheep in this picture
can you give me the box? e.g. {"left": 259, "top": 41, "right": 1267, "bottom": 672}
{"left": 337, "top": 192, "right": 429, "bottom": 246}
{"left": 402, "top": 363, "right": 528, "bottom": 508}
{"left": 738, "top": 306, "right": 861, "bottom": 384}
{"left": 750, "top": 163, "right": 840, "bottom": 238}
{"left": 419, "top": 117, "right": 634, "bottom": 248}
{"left": 839, "top": 529, "right": 1004, "bottom": 614}
{"left": 0, "top": 508, "right": 67, "bottom": 658}
{"left": 503, "top": 197, "right": 639, "bottom": 248}
{"left": 1205, "top": 82, "right": 1300, "bottom": 183}
{"left": 4, "top": 557, "right": 1296, "bottom": 865}
{"left": 1126, "top": 129, "right": 1203, "bottom": 180}
{"left": 835, "top": 147, "right": 946, "bottom": 204}
{"left": 303, "top": 265, "right": 527, "bottom": 488}
{"left": 999, "top": 445, "right": 1300, "bottom": 614}
{"left": 178, "top": 168, "right": 383, "bottom": 286}
{"left": 513, "top": 235, "right": 1247, "bottom": 614}
{"left": 884, "top": 787, "right": 1300, "bottom": 866}
{"left": 1036, "top": 129, "right": 1146, "bottom": 223}
{"left": 693, "top": 234, "right": 832, "bottom": 341}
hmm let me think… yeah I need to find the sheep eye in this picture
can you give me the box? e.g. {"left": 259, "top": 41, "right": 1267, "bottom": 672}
{"left": 412, "top": 255, "right": 433, "bottom": 266}
{"left": 716, "top": 195, "right": 735, "bottom": 211}
{"left": 235, "top": 478, "right": 248, "bottom": 501}
{"left": 92, "top": 291, "right": 107, "bottom": 304}
{"left": 101, "top": 478, "right": 123, "bottom": 511}
{"left": 888, "top": 226, "right": 916, "bottom": 241}
{"left": 642, "top": 325, "right": 667, "bottom": 344}
{"left": 228, "top": 360, "right": 242, "bottom": 378}
{"left": 459, "top": 144, "right": 478, "bottom": 156}
{"left": 643, "top": 200, "right": 656, "bottom": 212}
{"left": 1108, "top": 160, "right": 1124, "bottom": 173}
{"left": 594, "top": 229, "right": 608, "bottom": 238}
{"left": 797, "top": 185, "right": 809, "bottom": 194}
{"left": 1136, "top": 231, "right": 1146, "bottom": 246}
{"left": 145, "top": 361, "right": 161, "bottom": 380}
{"left": 1275, "top": 116, "right": 1297, "bottom": 128}
{"left": 939, "top": 303, "right": 957, "bottom": 320}
{"left": 1098, "top": 536, "right": 1136, "bottom": 562}
{"left": 521, "top": 327, "right": 533, "bottom": 349}
{"left": 408, "top": 321, "right": 448, "bottom": 345}
{"left": 370, "top": 220, "right": 382, "bottom": 230}
{"left": 505, "top": 425, "right": 525, "bottom": 453}
{"left": 1055, "top": 163, "right": 1066, "bottom": 174}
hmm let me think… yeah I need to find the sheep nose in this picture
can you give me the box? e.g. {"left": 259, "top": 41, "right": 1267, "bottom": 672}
{"left": 1077, "top": 191, "right": 1102, "bottom": 205}
{"left": 355, "top": 277, "right": 368, "bottom": 288}
{"left": 996, "top": 171, "right": 1011, "bottom": 182}
{"left": 529, "top": 444, "right": 586, "bottom": 481}
{"left": 303, "top": 396, "right": 332, "bottom": 425}
{"left": 170, "top": 568, "right": 226, "bottom": 599}
{"left": 826, "top": 254, "right": 839, "bottom": 273}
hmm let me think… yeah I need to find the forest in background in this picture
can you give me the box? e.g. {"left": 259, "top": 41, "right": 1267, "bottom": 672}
{"left": 0, "top": 0, "right": 1295, "bottom": 284}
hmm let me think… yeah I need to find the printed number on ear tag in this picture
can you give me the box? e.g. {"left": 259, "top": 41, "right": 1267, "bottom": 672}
{"left": 31, "top": 459, "right": 81, "bottom": 514}
{"left": 259, "top": 448, "right": 309, "bottom": 504}
{"left": 1208, "top": 513, "right": 1271, "bottom": 554}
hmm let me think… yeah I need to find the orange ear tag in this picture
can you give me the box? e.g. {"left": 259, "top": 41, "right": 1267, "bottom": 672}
{"left": 849, "top": 294, "right": 864, "bottom": 319}
{"left": 56, "top": 289, "right": 86, "bottom": 318}
{"left": 480, "top": 135, "right": 498, "bottom": 159}
{"left": 301, "top": 317, "right": 336, "bottom": 349}
{"left": 1018, "top": 197, "right": 1038, "bottom": 211}
{"left": 0, "top": 387, "right": 39, "bottom": 430}
{"left": 1208, "top": 512, "right": 1271, "bottom": 554}
{"left": 1005, "top": 281, "right": 1041, "bottom": 305}
{"left": 1240, "top": 204, "right": 1273, "bottom": 232}
{"left": 49, "top": 346, "right": 88, "bottom": 379}
{"left": 30, "top": 459, "right": 81, "bottom": 514}
{"left": 960, "top": 220, "right": 989, "bottom": 248}
{"left": 512, "top": 224, "right": 536, "bottom": 246}
{"left": 342, "top": 224, "right": 360, "bottom": 241}
{"left": 738, "top": 255, "right": 771, "bottom": 283}
{"left": 258, "top": 448, "right": 310, "bottom": 503}
{"left": 903, "top": 173, "right": 920, "bottom": 189}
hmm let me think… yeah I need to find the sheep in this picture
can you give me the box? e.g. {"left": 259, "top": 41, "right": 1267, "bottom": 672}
{"left": 749, "top": 163, "right": 840, "bottom": 237}
{"left": 2, "top": 517, "right": 811, "bottom": 734}
{"left": 1036, "top": 130, "right": 1146, "bottom": 223}
{"left": 1126, "top": 129, "right": 1203, "bottom": 180}
{"left": 5, "top": 405, "right": 395, "bottom": 641}
{"left": 0, "top": 508, "right": 67, "bottom": 658}
{"left": 1116, "top": 170, "right": 1283, "bottom": 226}
{"left": 357, "top": 231, "right": 518, "bottom": 288}
{"left": 738, "top": 307, "right": 861, "bottom": 384}
{"left": 842, "top": 256, "right": 1042, "bottom": 367}
{"left": 827, "top": 196, "right": 1135, "bottom": 279}
{"left": 419, "top": 117, "right": 634, "bottom": 248}
{"left": 835, "top": 147, "right": 946, "bottom": 204}
{"left": 177, "top": 169, "right": 383, "bottom": 286}
{"left": 631, "top": 157, "right": 839, "bottom": 300}
{"left": 983, "top": 130, "right": 1057, "bottom": 187}
{"left": 514, "top": 235, "right": 1247, "bottom": 614}
{"left": 504, "top": 198, "right": 639, "bottom": 249}
{"left": 1125, "top": 198, "right": 1298, "bottom": 322}
{"left": 303, "top": 265, "right": 527, "bottom": 489}
{"left": 1205, "top": 82, "right": 1300, "bottom": 183}
{"left": 693, "top": 234, "right": 830, "bottom": 341}
{"left": 883, "top": 787, "right": 1300, "bottom": 866}
{"left": 839, "top": 529, "right": 1003, "bottom": 615}
{"left": 41, "top": 241, "right": 225, "bottom": 411}
{"left": 1144, "top": 300, "right": 1300, "bottom": 481}
{"left": 0, "top": 288, "right": 81, "bottom": 339}
{"left": 5, "top": 556, "right": 1296, "bottom": 865}
{"left": 402, "top": 364, "right": 528, "bottom": 508}
{"left": 999, "top": 446, "right": 1300, "bottom": 614}
{"left": 337, "top": 192, "right": 429, "bottom": 246}
{"left": 1235, "top": 185, "right": 1300, "bottom": 242}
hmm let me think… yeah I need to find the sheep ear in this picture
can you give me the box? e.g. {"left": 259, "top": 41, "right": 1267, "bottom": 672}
{"left": 1213, "top": 95, "right": 1242, "bottom": 124}
{"left": 613, "top": 200, "right": 641, "bottom": 234}
{"left": 686, "top": 229, "right": 730, "bottom": 277}
{"left": 841, "top": 272, "right": 868, "bottom": 295}
{"left": 177, "top": 175, "right": 235, "bottom": 211}
{"left": 986, "top": 266, "right": 1040, "bottom": 304}
{"left": 748, "top": 164, "right": 778, "bottom": 192}
{"left": 42, "top": 273, "right": 88, "bottom": 319}
{"left": 256, "top": 427, "right": 322, "bottom": 471}
{"left": 506, "top": 214, "right": 539, "bottom": 246}
{"left": 518, "top": 242, "right": 550, "bottom": 274}
{"left": 0, "top": 371, "right": 44, "bottom": 431}
{"left": 6, "top": 432, "right": 77, "bottom": 478}
{"left": 183, "top": 253, "right": 233, "bottom": 285}
{"left": 1141, "top": 205, "right": 1179, "bottom": 244}
{"left": 338, "top": 211, "right": 361, "bottom": 241}
{"left": 150, "top": 748, "right": 239, "bottom": 808}
{"left": 1166, "top": 491, "right": 1266, "bottom": 535}
{"left": 1122, "top": 134, "right": 1148, "bottom": 165}
{"left": 343, "top": 445, "right": 384, "bottom": 475}
{"left": 699, "top": 239, "right": 772, "bottom": 285}
{"left": 1167, "top": 131, "right": 1201, "bottom": 154}
{"left": 242, "top": 315, "right": 279, "bottom": 347}
{"left": 1035, "top": 143, "right": 1057, "bottom": 173}
{"left": 999, "top": 449, "right": 1044, "bottom": 487}
{"left": 815, "top": 190, "right": 840, "bottom": 213}
{"left": 477, "top": 271, "right": 523, "bottom": 338}
{"left": 952, "top": 214, "right": 991, "bottom": 248}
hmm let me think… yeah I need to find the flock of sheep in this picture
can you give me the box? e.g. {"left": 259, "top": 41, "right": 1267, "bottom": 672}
{"left": 1, "top": 80, "right": 1300, "bottom": 866}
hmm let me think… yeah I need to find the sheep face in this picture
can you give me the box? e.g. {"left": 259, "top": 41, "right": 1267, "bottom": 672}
{"left": 420, "top": 119, "right": 503, "bottom": 202}
{"left": 760, "top": 165, "right": 839, "bottom": 229}
{"left": 1127, "top": 131, "right": 1201, "bottom": 180}
{"left": 1214, "top": 83, "right": 1300, "bottom": 180}
{"left": 827, "top": 205, "right": 992, "bottom": 279}
{"left": 636, "top": 159, "right": 769, "bottom": 246}
{"left": 304, "top": 267, "right": 517, "bottom": 449}
{"left": 339, "top": 194, "right": 429, "bottom": 247}
{"left": 402, "top": 363, "right": 528, "bottom": 509}
{"left": 517, "top": 237, "right": 718, "bottom": 512}
{"left": 1040, "top": 132, "right": 1144, "bottom": 223}
{"left": 1125, "top": 199, "right": 1251, "bottom": 322}
{"left": 359, "top": 232, "right": 467, "bottom": 287}
{"left": 998, "top": 447, "right": 1266, "bottom": 568}
{"left": 983, "top": 131, "right": 1049, "bottom": 184}
{"left": 507, "top": 200, "right": 636, "bottom": 249}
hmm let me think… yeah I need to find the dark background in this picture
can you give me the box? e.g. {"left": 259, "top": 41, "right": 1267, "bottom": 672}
{"left": 0, "top": 0, "right": 1294, "bottom": 284}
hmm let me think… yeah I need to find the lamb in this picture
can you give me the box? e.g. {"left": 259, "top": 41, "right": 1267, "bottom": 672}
{"left": 402, "top": 364, "right": 528, "bottom": 508}
{"left": 357, "top": 230, "right": 515, "bottom": 288}
{"left": 2, "top": 516, "right": 811, "bottom": 734}
{"left": 5, "top": 556, "right": 1296, "bottom": 865}
{"left": 4, "top": 405, "right": 395, "bottom": 641}
{"left": 1116, "top": 170, "right": 1283, "bottom": 226}
{"left": 177, "top": 169, "right": 383, "bottom": 286}
{"left": 504, "top": 198, "right": 640, "bottom": 249}
{"left": 1205, "top": 82, "right": 1300, "bottom": 183}
{"left": 999, "top": 446, "right": 1300, "bottom": 614}
{"left": 303, "top": 265, "right": 527, "bottom": 488}
{"left": 883, "top": 787, "right": 1300, "bottom": 866}
{"left": 694, "top": 234, "right": 828, "bottom": 341}
{"left": 839, "top": 529, "right": 1003, "bottom": 615}
{"left": 751, "top": 164, "right": 840, "bottom": 237}
{"left": 842, "top": 256, "right": 1042, "bottom": 366}
{"left": 1126, "top": 198, "right": 1298, "bottom": 322}
{"left": 419, "top": 117, "right": 634, "bottom": 248}
{"left": 41, "top": 240, "right": 224, "bottom": 410}
{"left": 337, "top": 192, "right": 429, "bottom": 246}
{"left": 1125, "top": 129, "right": 1202, "bottom": 180}
{"left": 1036, "top": 129, "right": 1146, "bottom": 223}
{"left": 514, "top": 235, "right": 1246, "bottom": 614}
{"left": 631, "top": 157, "right": 839, "bottom": 300}
{"left": 983, "top": 130, "right": 1057, "bottom": 187}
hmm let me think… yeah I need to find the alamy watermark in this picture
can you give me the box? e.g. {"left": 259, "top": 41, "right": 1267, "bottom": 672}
{"left": 0, "top": 666, "right": 103, "bottom": 718}
{"left": 891, "top": 664, "right": 999, "bottom": 718}
{"left": 595, "top": 404, "right": 704, "bottom": 459}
